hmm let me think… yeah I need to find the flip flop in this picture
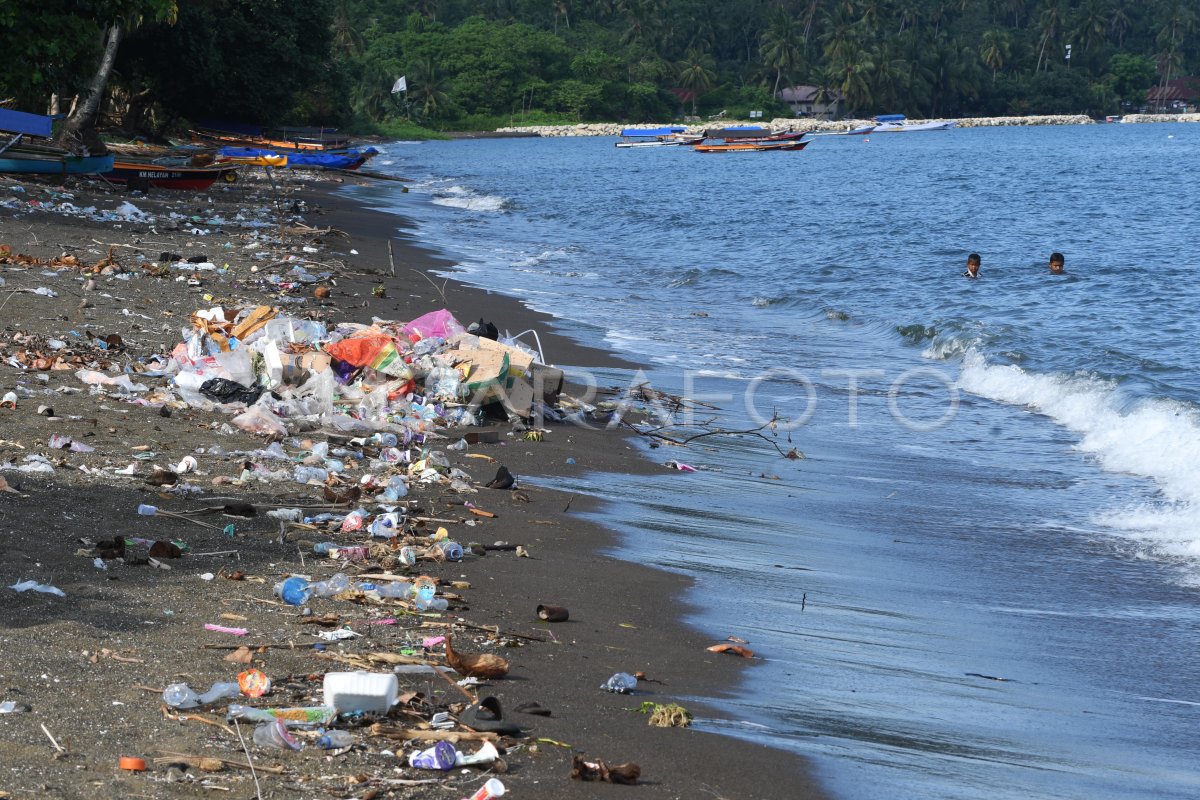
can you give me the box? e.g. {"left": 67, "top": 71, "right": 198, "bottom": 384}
{"left": 514, "top": 701, "right": 552, "bottom": 717}
{"left": 460, "top": 696, "right": 523, "bottom": 735}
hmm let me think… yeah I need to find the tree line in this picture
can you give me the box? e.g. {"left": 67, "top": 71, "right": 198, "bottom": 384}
{"left": 0, "top": 0, "right": 1195, "bottom": 137}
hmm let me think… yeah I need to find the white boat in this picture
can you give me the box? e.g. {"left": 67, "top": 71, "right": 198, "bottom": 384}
{"left": 871, "top": 114, "right": 956, "bottom": 132}
{"left": 614, "top": 127, "right": 703, "bottom": 148}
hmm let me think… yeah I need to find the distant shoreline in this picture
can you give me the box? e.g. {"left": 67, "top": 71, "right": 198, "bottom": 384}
{"left": 495, "top": 112, "right": 1200, "bottom": 137}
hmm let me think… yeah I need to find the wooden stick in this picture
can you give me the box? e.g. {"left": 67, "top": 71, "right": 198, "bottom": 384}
{"left": 387, "top": 240, "right": 396, "bottom": 278}
{"left": 367, "top": 724, "right": 497, "bottom": 743}
{"left": 40, "top": 723, "right": 65, "bottom": 753}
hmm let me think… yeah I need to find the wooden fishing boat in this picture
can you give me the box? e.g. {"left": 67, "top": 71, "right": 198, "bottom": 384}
{"left": 0, "top": 148, "right": 114, "bottom": 175}
{"left": 190, "top": 124, "right": 352, "bottom": 152}
{"left": 104, "top": 159, "right": 240, "bottom": 190}
{"left": 704, "top": 127, "right": 807, "bottom": 144}
{"left": 693, "top": 139, "right": 810, "bottom": 153}
{"left": 0, "top": 107, "right": 114, "bottom": 175}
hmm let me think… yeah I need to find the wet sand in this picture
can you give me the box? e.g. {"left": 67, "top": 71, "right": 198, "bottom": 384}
{"left": 0, "top": 168, "right": 828, "bottom": 799}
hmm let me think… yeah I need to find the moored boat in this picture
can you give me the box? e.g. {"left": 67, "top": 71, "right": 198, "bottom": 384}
{"left": 217, "top": 145, "right": 377, "bottom": 170}
{"left": 871, "top": 114, "right": 956, "bottom": 132}
{"left": 614, "top": 127, "right": 703, "bottom": 148}
{"left": 693, "top": 139, "right": 810, "bottom": 153}
{"left": 0, "top": 150, "right": 115, "bottom": 175}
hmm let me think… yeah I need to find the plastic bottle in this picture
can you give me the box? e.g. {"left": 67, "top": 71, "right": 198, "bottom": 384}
{"left": 313, "top": 542, "right": 340, "bottom": 555}
{"left": 252, "top": 720, "right": 303, "bottom": 750}
{"left": 309, "top": 573, "right": 351, "bottom": 598}
{"left": 275, "top": 576, "right": 311, "bottom": 606}
{"left": 436, "top": 541, "right": 464, "bottom": 562}
{"left": 600, "top": 672, "right": 638, "bottom": 694}
{"left": 368, "top": 512, "right": 402, "bottom": 538}
{"left": 163, "top": 681, "right": 241, "bottom": 708}
{"left": 316, "top": 730, "right": 354, "bottom": 749}
{"left": 227, "top": 704, "right": 337, "bottom": 726}
{"left": 376, "top": 581, "right": 412, "bottom": 599}
{"left": 295, "top": 466, "right": 329, "bottom": 484}
{"left": 324, "top": 458, "right": 345, "bottom": 474}
{"left": 413, "top": 581, "right": 437, "bottom": 611}
{"left": 381, "top": 475, "right": 408, "bottom": 500}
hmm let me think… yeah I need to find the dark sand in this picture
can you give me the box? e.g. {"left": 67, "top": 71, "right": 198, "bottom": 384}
{"left": 0, "top": 168, "right": 828, "bottom": 799}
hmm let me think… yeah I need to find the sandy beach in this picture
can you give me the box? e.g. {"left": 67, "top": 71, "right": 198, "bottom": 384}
{"left": 0, "top": 167, "right": 827, "bottom": 799}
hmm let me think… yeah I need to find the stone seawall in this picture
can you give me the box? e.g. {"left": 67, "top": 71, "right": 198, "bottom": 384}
{"left": 494, "top": 113, "right": 1200, "bottom": 137}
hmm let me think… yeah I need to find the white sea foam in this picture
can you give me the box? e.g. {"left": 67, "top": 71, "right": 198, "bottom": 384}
{"left": 954, "top": 349, "right": 1200, "bottom": 577}
{"left": 430, "top": 184, "right": 510, "bottom": 212}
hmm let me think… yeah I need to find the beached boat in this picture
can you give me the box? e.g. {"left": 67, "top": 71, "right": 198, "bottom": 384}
{"left": 871, "top": 114, "right": 956, "bottom": 132}
{"left": 104, "top": 160, "right": 240, "bottom": 190}
{"left": 693, "top": 139, "right": 810, "bottom": 153}
{"left": 0, "top": 144, "right": 114, "bottom": 175}
{"left": 191, "top": 124, "right": 352, "bottom": 152}
{"left": 0, "top": 107, "right": 115, "bottom": 175}
{"left": 217, "top": 146, "right": 377, "bottom": 170}
{"left": 614, "top": 127, "right": 703, "bottom": 148}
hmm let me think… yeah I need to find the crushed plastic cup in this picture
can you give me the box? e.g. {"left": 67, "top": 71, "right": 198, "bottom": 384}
{"left": 409, "top": 740, "right": 456, "bottom": 770}
{"left": 252, "top": 720, "right": 303, "bottom": 750}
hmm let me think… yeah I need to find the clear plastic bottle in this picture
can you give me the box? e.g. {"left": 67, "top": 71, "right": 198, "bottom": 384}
{"left": 376, "top": 581, "right": 413, "bottom": 599}
{"left": 309, "top": 573, "right": 351, "bottom": 598}
{"left": 413, "top": 581, "right": 437, "bottom": 611}
{"left": 381, "top": 476, "right": 408, "bottom": 501}
{"left": 436, "top": 541, "right": 464, "bottom": 562}
{"left": 295, "top": 466, "right": 329, "bottom": 484}
{"left": 600, "top": 672, "right": 638, "bottom": 694}
{"left": 313, "top": 542, "right": 340, "bottom": 554}
{"left": 316, "top": 730, "right": 354, "bottom": 749}
{"left": 163, "top": 681, "right": 241, "bottom": 708}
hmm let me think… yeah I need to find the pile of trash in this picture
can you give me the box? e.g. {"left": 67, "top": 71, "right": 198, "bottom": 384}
{"left": 162, "top": 305, "right": 564, "bottom": 438}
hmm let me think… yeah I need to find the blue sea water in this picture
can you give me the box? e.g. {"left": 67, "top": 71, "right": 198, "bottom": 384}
{"left": 350, "top": 124, "right": 1200, "bottom": 799}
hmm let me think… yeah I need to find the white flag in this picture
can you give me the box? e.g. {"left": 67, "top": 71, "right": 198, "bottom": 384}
{"left": 391, "top": 76, "right": 407, "bottom": 94}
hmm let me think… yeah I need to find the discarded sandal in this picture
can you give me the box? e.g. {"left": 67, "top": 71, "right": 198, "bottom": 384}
{"left": 460, "top": 696, "right": 523, "bottom": 736}
{"left": 514, "top": 701, "right": 552, "bottom": 717}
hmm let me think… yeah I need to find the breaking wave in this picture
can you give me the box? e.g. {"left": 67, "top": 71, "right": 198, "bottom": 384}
{"left": 430, "top": 185, "right": 512, "bottom": 212}
{"left": 956, "top": 349, "right": 1200, "bottom": 580}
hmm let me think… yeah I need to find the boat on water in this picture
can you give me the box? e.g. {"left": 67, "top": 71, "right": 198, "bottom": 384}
{"left": 614, "top": 127, "right": 703, "bottom": 148}
{"left": 0, "top": 107, "right": 114, "bottom": 175}
{"left": 104, "top": 160, "right": 240, "bottom": 191}
{"left": 871, "top": 114, "right": 956, "bottom": 132}
{"left": 704, "top": 126, "right": 807, "bottom": 144}
{"left": 693, "top": 139, "right": 810, "bottom": 153}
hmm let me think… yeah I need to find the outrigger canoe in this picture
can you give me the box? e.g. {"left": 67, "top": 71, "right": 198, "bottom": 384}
{"left": 693, "top": 139, "right": 810, "bottom": 153}
{"left": 0, "top": 150, "right": 114, "bottom": 175}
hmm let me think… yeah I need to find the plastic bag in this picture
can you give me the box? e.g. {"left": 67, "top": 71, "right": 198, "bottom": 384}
{"left": 231, "top": 402, "right": 288, "bottom": 436}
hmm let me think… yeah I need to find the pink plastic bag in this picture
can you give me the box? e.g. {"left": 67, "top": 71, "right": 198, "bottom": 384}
{"left": 402, "top": 309, "right": 464, "bottom": 341}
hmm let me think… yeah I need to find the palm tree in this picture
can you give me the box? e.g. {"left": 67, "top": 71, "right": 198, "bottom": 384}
{"left": 331, "top": 0, "right": 364, "bottom": 56}
{"left": 1034, "top": 0, "right": 1066, "bottom": 72}
{"left": 1152, "top": 0, "right": 1197, "bottom": 110}
{"left": 870, "top": 41, "right": 910, "bottom": 111}
{"left": 411, "top": 57, "right": 451, "bottom": 121}
{"left": 980, "top": 28, "right": 1011, "bottom": 82}
{"left": 1073, "top": 0, "right": 1108, "bottom": 52}
{"left": 824, "top": 44, "right": 875, "bottom": 114}
{"left": 553, "top": 0, "right": 571, "bottom": 33}
{"left": 760, "top": 7, "right": 803, "bottom": 97}
{"left": 1109, "top": 5, "right": 1130, "bottom": 47}
{"left": 676, "top": 48, "right": 716, "bottom": 116}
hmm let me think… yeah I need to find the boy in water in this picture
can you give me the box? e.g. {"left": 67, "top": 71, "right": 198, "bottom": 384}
{"left": 1049, "top": 252, "right": 1066, "bottom": 274}
{"left": 964, "top": 253, "right": 981, "bottom": 278}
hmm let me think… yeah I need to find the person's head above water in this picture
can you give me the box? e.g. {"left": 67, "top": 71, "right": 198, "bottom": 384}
{"left": 1049, "top": 252, "right": 1065, "bottom": 274}
{"left": 965, "top": 253, "right": 981, "bottom": 278}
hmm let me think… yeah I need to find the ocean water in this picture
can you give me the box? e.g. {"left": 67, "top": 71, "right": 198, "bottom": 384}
{"left": 351, "top": 124, "right": 1200, "bottom": 799}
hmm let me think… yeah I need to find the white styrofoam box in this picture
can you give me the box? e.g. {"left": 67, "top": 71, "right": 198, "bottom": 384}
{"left": 322, "top": 671, "right": 399, "bottom": 713}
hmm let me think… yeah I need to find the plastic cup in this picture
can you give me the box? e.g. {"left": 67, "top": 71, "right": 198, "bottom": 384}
{"left": 468, "top": 778, "right": 506, "bottom": 800}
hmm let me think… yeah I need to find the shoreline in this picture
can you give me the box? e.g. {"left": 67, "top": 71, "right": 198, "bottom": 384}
{"left": 493, "top": 112, "right": 1200, "bottom": 137}
{"left": 310, "top": 176, "right": 834, "bottom": 797}
{"left": 0, "top": 167, "right": 830, "bottom": 798}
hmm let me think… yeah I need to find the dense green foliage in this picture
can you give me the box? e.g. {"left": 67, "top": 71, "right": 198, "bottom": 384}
{"left": 1, "top": 0, "right": 1196, "bottom": 132}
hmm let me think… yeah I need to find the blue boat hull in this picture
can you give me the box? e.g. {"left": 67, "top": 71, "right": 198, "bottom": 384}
{"left": 0, "top": 154, "right": 115, "bottom": 175}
